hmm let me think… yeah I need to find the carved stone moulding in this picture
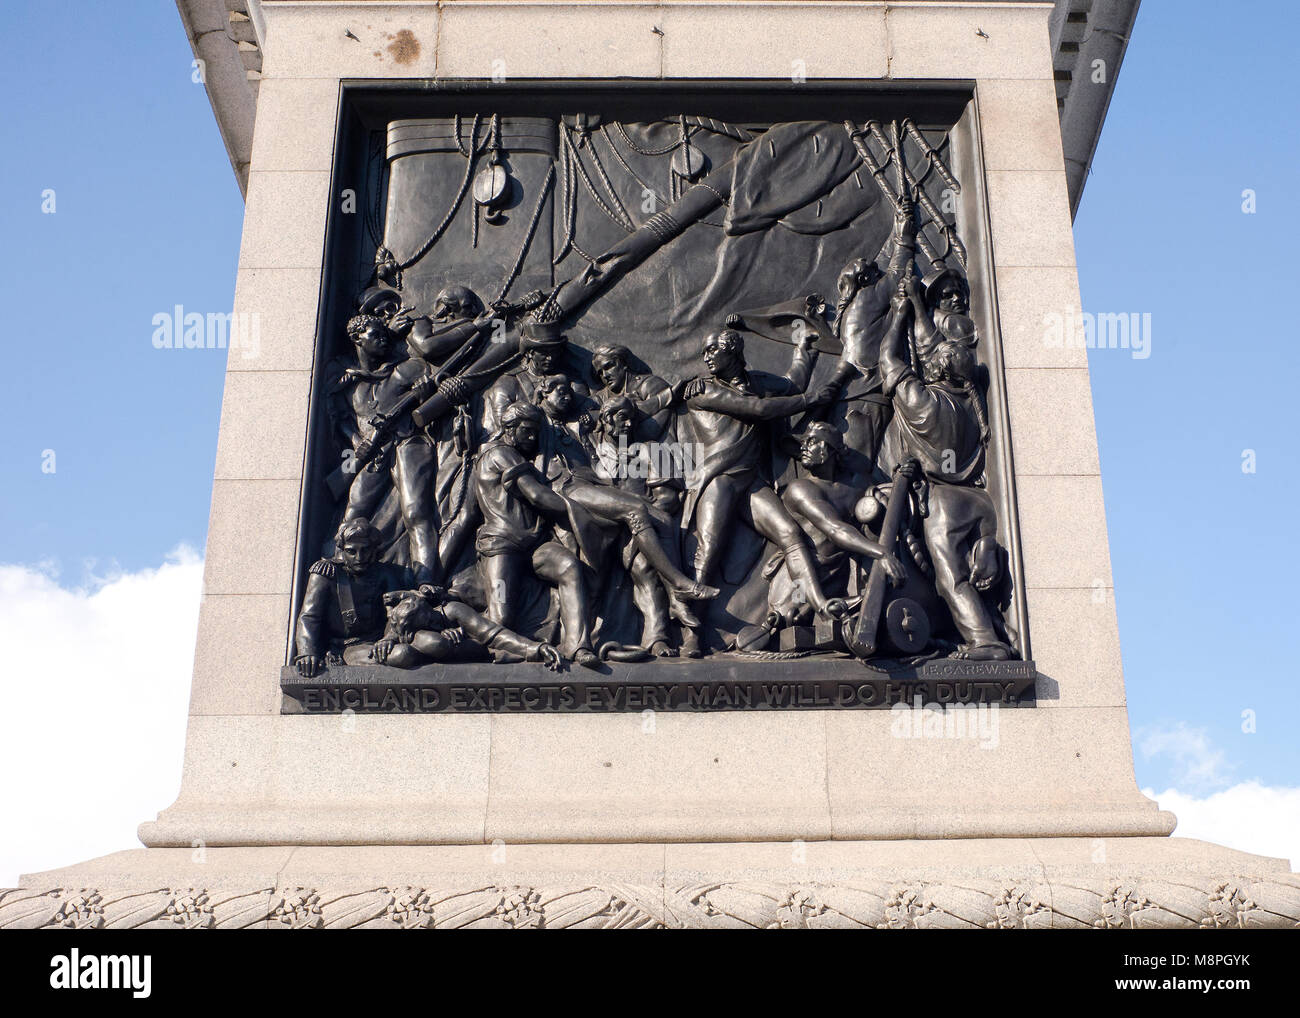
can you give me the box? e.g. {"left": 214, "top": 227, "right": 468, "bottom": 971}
{"left": 23, "top": 840, "right": 1294, "bottom": 929}
{"left": 287, "top": 83, "right": 1035, "bottom": 714}
{"left": 6, "top": 875, "right": 1298, "bottom": 930}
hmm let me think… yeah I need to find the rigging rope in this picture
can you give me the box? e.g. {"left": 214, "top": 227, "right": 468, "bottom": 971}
{"left": 583, "top": 128, "right": 637, "bottom": 231}
{"left": 396, "top": 114, "right": 481, "bottom": 270}
{"left": 600, "top": 124, "right": 727, "bottom": 228}
{"left": 553, "top": 136, "right": 578, "bottom": 265}
{"left": 492, "top": 161, "right": 555, "bottom": 305}
{"left": 563, "top": 127, "right": 635, "bottom": 234}
{"left": 613, "top": 121, "right": 682, "bottom": 156}
{"left": 601, "top": 124, "right": 669, "bottom": 208}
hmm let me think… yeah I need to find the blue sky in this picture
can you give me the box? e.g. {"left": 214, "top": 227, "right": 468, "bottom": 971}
{"left": 1073, "top": 0, "right": 1299, "bottom": 794}
{"left": 0, "top": 3, "right": 240, "bottom": 575}
{"left": 0, "top": 1, "right": 1294, "bottom": 802}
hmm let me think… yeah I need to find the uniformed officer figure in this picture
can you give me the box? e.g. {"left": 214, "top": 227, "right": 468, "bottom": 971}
{"left": 293, "top": 517, "right": 411, "bottom": 677}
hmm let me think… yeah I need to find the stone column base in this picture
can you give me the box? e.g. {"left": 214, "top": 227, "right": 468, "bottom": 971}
{"left": 6, "top": 838, "right": 1297, "bottom": 929}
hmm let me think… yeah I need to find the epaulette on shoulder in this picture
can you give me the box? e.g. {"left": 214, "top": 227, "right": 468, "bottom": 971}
{"left": 309, "top": 559, "right": 337, "bottom": 578}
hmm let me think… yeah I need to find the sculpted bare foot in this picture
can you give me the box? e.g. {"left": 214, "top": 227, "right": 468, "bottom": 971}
{"left": 821, "top": 598, "right": 851, "bottom": 621}
{"left": 649, "top": 639, "right": 677, "bottom": 658}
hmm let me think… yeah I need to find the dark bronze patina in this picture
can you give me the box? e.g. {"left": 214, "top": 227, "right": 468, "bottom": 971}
{"left": 284, "top": 88, "right": 1034, "bottom": 712}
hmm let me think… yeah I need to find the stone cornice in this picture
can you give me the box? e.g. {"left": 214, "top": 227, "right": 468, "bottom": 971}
{"left": 177, "top": 0, "right": 1135, "bottom": 212}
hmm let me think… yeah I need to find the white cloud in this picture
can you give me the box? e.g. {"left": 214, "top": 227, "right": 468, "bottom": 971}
{"left": 0, "top": 549, "right": 202, "bottom": 887}
{"left": 1146, "top": 783, "right": 1300, "bottom": 871}
{"left": 2, "top": 553, "right": 1294, "bottom": 888}
{"left": 1135, "top": 721, "right": 1232, "bottom": 792}
{"left": 1137, "top": 724, "right": 1299, "bottom": 867}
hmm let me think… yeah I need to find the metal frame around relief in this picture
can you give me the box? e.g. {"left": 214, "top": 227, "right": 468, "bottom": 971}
{"left": 279, "top": 80, "right": 1036, "bottom": 714}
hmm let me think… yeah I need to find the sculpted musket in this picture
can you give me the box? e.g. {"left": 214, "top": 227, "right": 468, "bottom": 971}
{"left": 325, "top": 370, "right": 438, "bottom": 499}
{"left": 407, "top": 289, "right": 546, "bottom": 430}
{"left": 407, "top": 286, "right": 544, "bottom": 364}
{"left": 327, "top": 289, "right": 546, "bottom": 497}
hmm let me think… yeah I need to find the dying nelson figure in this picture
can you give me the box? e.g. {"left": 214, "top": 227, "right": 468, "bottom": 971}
{"left": 294, "top": 517, "right": 562, "bottom": 676}
{"left": 470, "top": 401, "right": 600, "bottom": 668}
{"left": 379, "top": 585, "right": 564, "bottom": 671}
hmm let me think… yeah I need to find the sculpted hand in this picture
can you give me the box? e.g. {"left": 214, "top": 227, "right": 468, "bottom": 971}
{"left": 890, "top": 279, "right": 910, "bottom": 313}
{"left": 537, "top": 644, "right": 563, "bottom": 672}
{"left": 295, "top": 655, "right": 324, "bottom": 678}
{"left": 970, "top": 548, "right": 1000, "bottom": 592}
{"left": 674, "top": 377, "right": 704, "bottom": 403}
{"left": 372, "top": 639, "right": 396, "bottom": 664}
{"left": 418, "top": 584, "right": 448, "bottom": 606}
{"left": 414, "top": 372, "right": 438, "bottom": 400}
{"left": 881, "top": 552, "right": 907, "bottom": 586}
{"left": 807, "top": 383, "right": 839, "bottom": 407}
{"left": 894, "top": 197, "right": 916, "bottom": 234}
{"left": 354, "top": 438, "right": 375, "bottom": 464}
{"left": 897, "top": 457, "right": 922, "bottom": 483}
